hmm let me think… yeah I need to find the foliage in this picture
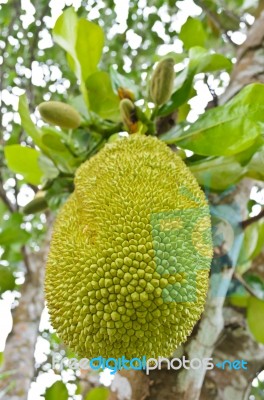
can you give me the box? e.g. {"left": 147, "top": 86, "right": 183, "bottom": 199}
{"left": 44, "top": 381, "right": 68, "bottom": 400}
{"left": 85, "top": 387, "right": 110, "bottom": 400}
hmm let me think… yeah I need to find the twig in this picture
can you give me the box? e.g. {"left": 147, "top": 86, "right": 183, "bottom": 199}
{"left": 195, "top": 0, "right": 238, "bottom": 46}
{"left": 22, "top": 246, "right": 31, "bottom": 276}
{"left": 204, "top": 75, "right": 218, "bottom": 107}
{"left": 14, "top": 177, "right": 19, "bottom": 211}
{"left": 0, "top": 175, "right": 15, "bottom": 213}
{"left": 234, "top": 272, "right": 261, "bottom": 299}
{"left": 240, "top": 208, "right": 264, "bottom": 229}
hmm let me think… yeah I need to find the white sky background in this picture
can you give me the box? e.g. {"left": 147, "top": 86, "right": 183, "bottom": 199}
{"left": 0, "top": 0, "right": 263, "bottom": 398}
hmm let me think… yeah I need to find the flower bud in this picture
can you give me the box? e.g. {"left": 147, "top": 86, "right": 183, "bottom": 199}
{"left": 38, "top": 101, "right": 81, "bottom": 129}
{"left": 119, "top": 99, "right": 138, "bottom": 133}
{"left": 118, "top": 87, "right": 135, "bottom": 101}
{"left": 150, "top": 58, "right": 175, "bottom": 106}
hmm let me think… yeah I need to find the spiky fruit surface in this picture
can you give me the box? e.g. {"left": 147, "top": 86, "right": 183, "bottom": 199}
{"left": 38, "top": 101, "right": 81, "bottom": 129}
{"left": 45, "top": 135, "right": 213, "bottom": 359}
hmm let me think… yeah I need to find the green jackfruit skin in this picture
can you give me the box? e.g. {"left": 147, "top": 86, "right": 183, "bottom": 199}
{"left": 45, "top": 134, "right": 213, "bottom": 359}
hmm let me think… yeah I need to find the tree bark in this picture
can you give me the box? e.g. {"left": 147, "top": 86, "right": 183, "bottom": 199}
{"left": 0, "top": 217, "right": 53, "bottom": 400}
{"left": 220, "top": 11, "right": 264, "bottom": 104}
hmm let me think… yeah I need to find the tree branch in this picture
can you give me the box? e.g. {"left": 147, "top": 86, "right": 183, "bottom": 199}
{"left": 240, "top": 208, "right": 264, "bottom": 230}
{"left": 234, "top": 272, "right": 262, "bottom": 299}
{"left": 202, "top": 307, "right": 264, "bottom": 399}
{"left": 0, "top": 175, "right": 15, "bottom": 213}
{"left": 220, "top": 10, "right": 264, "bottom": 103}
{"left": 194, "top": 0, "right": 238, "bottom": 46}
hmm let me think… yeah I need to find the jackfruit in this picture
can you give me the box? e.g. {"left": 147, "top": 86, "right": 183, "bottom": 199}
{"left": 45, "top": 134, "right": 212, "bottom": 359}
{"left": 38, "top": 101, "right": 81, "bottom": 129}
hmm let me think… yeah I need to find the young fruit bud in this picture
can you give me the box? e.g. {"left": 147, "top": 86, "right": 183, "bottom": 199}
{"left": 117, "top": 87, "right": 135, "bottom": 101}
{"left": 38, "top": 101, "right": 81, "bottom": 129}
{"left": 23, "top": 194, "right": 48, "bottom": 215}
{"left": 150, "top": 58, "right": 175, "bottom": 106}
{"left": 119, "top": 99, "right": 138, "bottom": 133}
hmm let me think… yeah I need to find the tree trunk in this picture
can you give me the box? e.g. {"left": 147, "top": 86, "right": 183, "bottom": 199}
{"left": 220, "top": 11, "right": 264, "bottom": 103}
{"left": 0, "top": 217, "right": 53, "bottom": 400}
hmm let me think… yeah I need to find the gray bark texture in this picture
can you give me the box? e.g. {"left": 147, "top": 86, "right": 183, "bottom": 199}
{"left": 0, "top": 218, "right": 53, "bottom": 400}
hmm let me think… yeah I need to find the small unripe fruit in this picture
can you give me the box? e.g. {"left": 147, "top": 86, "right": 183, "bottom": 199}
{"left": 119, "top": 99, "right": 138, "bottom": 133}
{"left": 150, "top": 58, "right": 175, "bottom": 106}
{"left": 23, "top": 194, "right": 48, "bottom": 215}
{"left": 38, "top": 101, "right": 81, "bottom": 129}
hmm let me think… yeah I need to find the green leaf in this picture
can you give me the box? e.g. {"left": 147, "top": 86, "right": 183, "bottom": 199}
{"left": 4, "top": 145, "right": 43, "bottom": 185}
{"left": 45, "top": 381, "right": 68, "bottom": 400}
{"left": 85, "top": 387, "right": 109, "bottom": 400}
{"left": 86, "top": 71, "right": 120, "bottom": 121}
{"left": 73, "top": 18, "right": 104, "bottom": 81}
{"left": 69, "top": 95, "right": 90, "bottom": 119}
{"left": 158, "top": 70, "right": 194, "bottom": 117}
{"left": 189, "top": 156, "right": 246, "bottom": 190}
{"left": 238, "top": 222, "right": 264, "bottom": 265}
{"left": 53, "top": 8, "right": 104, "bottom": 105}
{"left": 229, "top": 288, "right": 250, "bottom": 308}
{"left": 235, "top": 137, "right": 264, "bottom": 166}
{"left": 236, "top": 261, "right": 252, "bottom": 275}
{"left": 189, "top": 47, "right": 232, "bottom": 73}
{"left": 159, "top": 123, "right": 186, "bottom": 143}
{"left": 18, "top": 94, "right": 42, "bottom": 148}
{"left": 0, "top": 213, "right": 30, "bottom": 246}
{"left": 158, "top": 48, "right": 231, "bottom": 117}
{"left": 251, "top": 222, "right": 264, "bottom": 260}
{"left": 38, "top": 154, "right": 59, "bottom": 181}
{"left": 179, "top": 18, "right": 207, "bottom": 49}
{"left": 177, "top": 102, "right": 191, "bottom": 122}
{"left": 246, "top": 146, "right": 264, "bottom": 180}
{"left": 53, "top": 8, "right": 78, "bottom": 66}
{"left": 110, "top": 66, "right": 140, "bottom": 99}
{"left": 45, "top": 177, "right": 74, "bottom": 211}
{"left": 0, "top": 227, "right": 30, "bottom": 246}
{"left": 166, "top": 84, "right": 264, "bottom": 156}
{"left": 41, "top": 134, "right": 67, "bottom": 152}
{"left": 0, "top": 265, "right": 16, "bottom": 294}
{"left": 247, "top": 297, "right": 264, "bottom": 343}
